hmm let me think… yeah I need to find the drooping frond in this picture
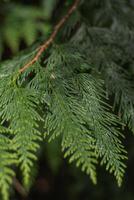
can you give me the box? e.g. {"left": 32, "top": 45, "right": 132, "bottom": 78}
{"left": 0, "top": 3, "right": 50, "bottom": 54}
{"left": 0, "top": 75, "right": 43, "bottom": 188}
{"left": 103, "top": 63, "right": 134, "bottom": 133}
{"left": 75, "top": 74, "right": 127, "bottom": 186}
{"left": 44, "top": 78, "right": 97, "bottom": 184}
{"left": 0, "top": 0, "right": 134, "bottom": 199}
{"left": 0, "top": 126, "right": 16, "bottom": 200}
{"left": 40, "top": 45, "right": 127, "bottom": 186}
{"left": 72, "top": 24, "right": 134, "bottom": 133}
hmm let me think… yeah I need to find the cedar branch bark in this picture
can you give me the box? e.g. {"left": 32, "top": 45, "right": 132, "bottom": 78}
{"left": 13, "top": 177, "right": 28, "bottom": 198}
{"left": 19, "top": 0, "right": 80, "bottom": 74}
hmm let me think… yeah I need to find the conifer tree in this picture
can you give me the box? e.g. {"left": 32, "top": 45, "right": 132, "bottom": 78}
{"left": 0, "top": 0, "right": 134, "bottom": 199}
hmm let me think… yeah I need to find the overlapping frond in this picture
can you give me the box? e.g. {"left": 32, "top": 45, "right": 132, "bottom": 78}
{"left": 0, "top": 75, "right": 43, "bottom": 191}
{"left": 0, "top": 0, "right": 134, "bottom": 199}
{"left": 72, "top": 24, "right": 134, "bottom": 133}
{"left": 0, "top": 126, "right": 16, "bottom": 200}
{"left": 104, "top": 63, "right": 134, "bottom": 133}
{"left": 44, "top": 79, "right": 97, "bottom": 183}
{"left": 76, "top": 74, "right": 127, "bottom": 186}
{"left": 0, "top": 3, "right": 50, "bottom": 55}
{"left": 40, "top": 45, "right": 127, "bottom": 186}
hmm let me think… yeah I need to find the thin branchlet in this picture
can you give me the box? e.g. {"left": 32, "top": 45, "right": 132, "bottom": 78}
{"left": 19, "top": 0, "right": 80, "bottom": 74}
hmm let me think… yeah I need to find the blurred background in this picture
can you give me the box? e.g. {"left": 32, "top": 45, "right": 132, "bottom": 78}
{"left": 0, "top": 0, "right": 134, "bottom": 199}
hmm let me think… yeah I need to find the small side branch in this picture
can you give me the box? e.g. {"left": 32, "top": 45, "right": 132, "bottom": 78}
{"left": 19, "top": 0, "right": 80, "bottom": 74}
{"left": 13, "top": 177, "right": 28, "bottom": 198}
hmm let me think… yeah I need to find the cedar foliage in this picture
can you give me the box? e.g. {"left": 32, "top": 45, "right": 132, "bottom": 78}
{"left": 0, "top": 0, "right": 134, "bottom": 199}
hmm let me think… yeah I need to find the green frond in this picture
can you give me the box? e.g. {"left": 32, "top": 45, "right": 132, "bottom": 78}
{"left": 104, "top": 63, "right": 134, "bottom": 133}
{"left": 0, "top": 75, "right": 43, "bottom": 188}
{"left": 72, "top": 24, "right": 134, "bottom": 133}
{"left": 0, "top": 126, "right": 16, "bottom": 200}
{"left": 43, "top": 51, "right": 126, "bottom": 185}
{"left": 0, "top": 1, "right": 134, "bottom": 198}
{"left": 0, "top": 3, "right": 51, "bottom": 54}
{"left": 75, "top": 74, "right": 127, "bottom": 186}
{"left": 45, "top": 80, "right": 97, "bottom": 183}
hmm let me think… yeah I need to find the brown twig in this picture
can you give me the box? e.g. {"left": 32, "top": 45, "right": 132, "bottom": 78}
{"left": 13, "top": 177, "right": 28, "bottom": 198}
{"left": 19, "top": 0, "right": 80, "bottom": 74}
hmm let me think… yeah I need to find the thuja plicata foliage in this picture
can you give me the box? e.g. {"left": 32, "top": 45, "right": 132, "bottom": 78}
{"left": 0, "top": 0, "right": 134, "bottom": 199}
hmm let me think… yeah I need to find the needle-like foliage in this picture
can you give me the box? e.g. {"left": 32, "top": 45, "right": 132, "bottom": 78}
{"left": 0, "top": 0, "right": 134, "bottom": 199}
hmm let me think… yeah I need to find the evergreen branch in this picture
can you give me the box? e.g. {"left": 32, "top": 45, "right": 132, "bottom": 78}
{"left": 0, "top": 127, "right": 17, "bottom": 200}
{"left": 19, "top": 0, "right": 80, "bottom": 74}
{"left": 103, "top": 63, "right": 134, "bottom": 132}
{"left": 76, "top": 74, "right": 127, "bottom": 186}
{"left": 1, "top": 1, "right": 134, "bottom": 198}
{"left": 45, "top": 79, "right": 97, "bottom": 183}
{"left": 0, "top": 76, "right": 43, "bottom": 188}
